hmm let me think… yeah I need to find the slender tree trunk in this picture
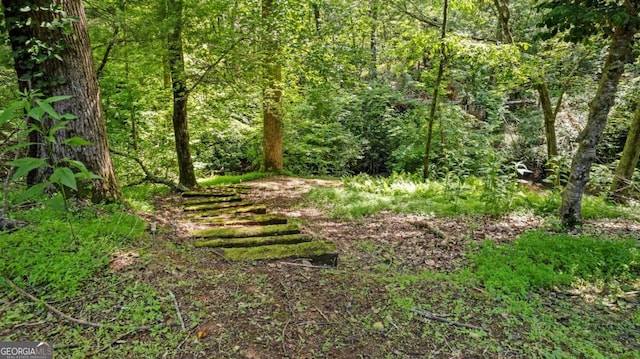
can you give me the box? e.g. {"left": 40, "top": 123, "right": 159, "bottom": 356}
{"left": 535, "top": 81, "right": 559, "bottom": 159}
{"left": 2, "top": 0, "right": 121, "bottom": 203}
{"left": 610, "top": 104, "right": 640, "bottom": 201}
{"left": 262, "top": 0, "right": 284, "bottom": 172}
{"left": 166, "top": 0, "right": 197, "bottom": 188}
{"left": 493, "top": 0, "right": 514, "bottom": 44}
{"left": 560, "top": 22, "right": 638, "bottom": 228}
{"left": 369, "top": 0, "right": 379, "bottom": 80}
{"left": 423, "top": 0, "right": 448, "bottom": 180}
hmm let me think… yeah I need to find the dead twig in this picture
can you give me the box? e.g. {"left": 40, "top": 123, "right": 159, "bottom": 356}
{"left": 411, "top": 308, "right": 485, "bottom": 332}
{"left": 168, "top": 290, "right": 186, "bottom": 332}
{"left": 4, "top": 276, "right": 160, "bottom": 331}
{"left": 279, "top": 261, "right": 329, "bottom": 269}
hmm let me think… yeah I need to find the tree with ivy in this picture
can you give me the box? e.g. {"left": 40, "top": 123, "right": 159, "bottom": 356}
{"left": 537, "top": 0, "right": 640, "bottom": 227}
{"left": 1, "top": 0, "right": 120, "bottom": 202}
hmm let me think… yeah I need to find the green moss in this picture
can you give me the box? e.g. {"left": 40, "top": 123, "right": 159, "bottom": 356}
{"left": 184, "top": 200, "right": 252, "bottom": 212}
{"left": 190, "top": 223, "right": 300, "bottom": 238}
{"left": 223, "top": 240, "right": 337, "bottom": 262}
{"left": 183, "top": 196, "right": 242, "bottom": 205}
{"left": 191, "top": 214, "right": 288, "bottom": 226}
{"left": 194, "top": 234, "right": 311, "bottom": 248}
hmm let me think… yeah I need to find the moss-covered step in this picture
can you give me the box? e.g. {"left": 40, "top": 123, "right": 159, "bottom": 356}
{"left": 194, "top": 233, "right": 311, "bottom": 248}
{"left": 182, "top": 191, "right": 238, "bottom": 198}
{"left": 222, "top": 241, "right": 338, "bottom": 266}
{"left": 184, "top": 201, "right": 254, "bottom": 212}
{"left": 183, "top": 196, "right": 243, "bottom": 206}
{"left": 190, "top": 223, "right": 300, "bottom": 238}
{"left": 187, "top": 205, "right": 268, "bottom": 217}
{"left": 191, "top": 214, "right": 288, "bottom": 226}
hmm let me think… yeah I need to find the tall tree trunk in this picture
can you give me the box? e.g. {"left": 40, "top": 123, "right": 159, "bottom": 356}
{"left": 369, "top": 0, "right": 379, "bottom": 80}
{"left": 2, "top": 0, "right": 120, "bottom": 203}
{"left": 493, "top": 0, "right": 514, "bottom": 44}
{"left": 610, "top": 104, "right": 640, "bottom": 201}
{"left": 560, "top": 22, "right": 638, "bottom": 228}
{"left": 535, "top": 81, "right": 559, "bottom": 159}
{"left": 423, "top": 0, "right": 448, "bottom": 180}
{"left": 262, "top": 0, "right": 284, "bottom": 172}
{"left": 166, "top": 0, "right": 197, "bottom": 188}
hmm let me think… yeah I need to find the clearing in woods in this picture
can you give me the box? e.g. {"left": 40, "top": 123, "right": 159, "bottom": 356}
{"left": 2, "top": 176, "right": 639, "bottom": 358}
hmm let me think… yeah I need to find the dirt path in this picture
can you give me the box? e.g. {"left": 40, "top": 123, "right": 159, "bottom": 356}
{"left": 106, "top": 176, "right": 640, "bottom": 358}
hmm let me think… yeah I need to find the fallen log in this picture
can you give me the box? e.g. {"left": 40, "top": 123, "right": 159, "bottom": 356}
{"left": 222, "top": 240, "right": 338, "bottom": 266}
{"left": 190, "top": 223, "right": 300, "bottom": 238}
{"left": 184, "top": 201, "right": 253, "bottom": 212}
{"left": 191, "top": 214, "right": 288, "bottom": 226}
{"left": 194, "top": 233, "right": 311, "bottom": 248}
{"left": 187, "top": 205, "right": 268, "bottom": 217}
{"left": 183, "top": 196, "right": 243, "bottom": 206}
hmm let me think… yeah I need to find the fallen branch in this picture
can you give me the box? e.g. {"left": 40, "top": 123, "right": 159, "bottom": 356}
{"left": 110, "top": 149, "right": 188, "bottom": 193}
{"left": 168, "top": 290, "right": 186, "bottom": 332}
{"left": 411, "top": 308, "right": 485, "bottom": 331}
{"left": 4, "top": 276, "right": 160, "bottom": 332}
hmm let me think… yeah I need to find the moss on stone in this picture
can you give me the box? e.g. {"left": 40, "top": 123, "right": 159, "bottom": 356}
{"left": 191, "top": 214, "right": 288, "bottom": 226}
{"left": 222, "top": 241, "right": 338, "bottom": 265}
{"left": 194, "top": 234, "right": 311, "bottom": 248}
{"left": 190, "top": 223, "right": 300, "bottom": 238}
{"left": 183, "top": 196, "right": 242, "bottom": 206}
{"left": 184, "top": 201, "right": 253, "bottom": 212}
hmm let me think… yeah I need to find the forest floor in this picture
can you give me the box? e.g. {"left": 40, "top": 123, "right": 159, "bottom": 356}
{"left": 3, "top": 176, "right": 639, "bottom": 358}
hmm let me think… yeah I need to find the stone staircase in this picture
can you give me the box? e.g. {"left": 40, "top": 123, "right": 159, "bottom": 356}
{"left": 183, "top": 186, "right": 338, "bottom": 266}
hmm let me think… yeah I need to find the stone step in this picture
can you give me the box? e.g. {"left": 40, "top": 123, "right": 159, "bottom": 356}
{"left": 183, "top": 196, "right": 243, "bottom": 206}
{"left": 190, "top": 223, "right": 300, "bottom": 238}
{"left": 191, "top": 214, "right": 288, "bottom": 226}
{"left": 194, "top": 234, "right": 311, "bottom": 248}
{"left": 221, "top": 241, "right": 338, "bottom": 266}
{"left": 184, "top": 201, "right": 254, "bottom": 212}
{"left": 187, "top": 205, "right": 268, "bottom": 217}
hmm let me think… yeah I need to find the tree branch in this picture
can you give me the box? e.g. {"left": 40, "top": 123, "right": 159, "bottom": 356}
{"left": 96, "top": 25, "right": 121, "bottom": 79}
{"left": 110, "top": 149, "right": 188, "bottom": 192}
{"left": 4, "top": 276, "right": 158, "bottom": 331}
{"left": 188, "top": 38, "right": 246, "bottom": 94}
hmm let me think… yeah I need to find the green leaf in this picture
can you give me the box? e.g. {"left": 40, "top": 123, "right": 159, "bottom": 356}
{"left": 27, "top": 107, "right": 45, "bottom": 121}
{"left": 44, "top": 95, "right": 73, "bottom": 103}
{"left": 8, "top": 157, "right": 48, "bottom": 180}
{"left": 48, "top": 120, "right": 69, "bottom": 136}
{"left": 0, "top": 101, "right": 26, "bottom": 127}
{"left": 35, "top": 99, "right": 61, "bottom": 120}
{"left": 14, "top": 182, "right": 49, "bottom": 204}
{"left": 63, "top": 159, "right": 101, "bottom": 180}
{"left": 62, "top": 136, "right": 91, "bottom": 146}
{"left": 2, "top": 142, "right": 37, "bottom": 153}
{"left": 49, "top": 167, "right": 77, "bottom": 190}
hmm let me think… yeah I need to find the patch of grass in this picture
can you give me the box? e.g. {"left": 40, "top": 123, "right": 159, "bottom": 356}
{"left": 471, "top": 230, "right": 640, "bottom": 297}
{"left": 0, "top": 196, "right": 146, "bottom": 300}
{"left": 199, "top": 171, "right": 272, "bottom": 187}
{"left": 305, "top": 173, "right": 635, "bottom": 220}
{"left": 122, "top": 183, "right": 170, "bottom": 213}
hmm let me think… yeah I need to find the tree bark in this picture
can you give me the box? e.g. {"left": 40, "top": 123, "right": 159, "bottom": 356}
{"left": 262, "top": 0, "right": 284, "bottom": 172}
{"left": 610, "top": 104, "right": 640, "bottom": 201}
{"left": 423, "top": 0, "right": 448, "bottom": 180}
{"left": 560, "top": 20, "right": 638, "bottom": 228}
{"left": 535, "top": 81, "right": 559, "bottom": 159}
{"left": 166, "top": 0, "right": 197, "bottom": 188}
{"left": 493, "top": 0, "right": 514, "bottom": 44}
{"left": 2, "top": 0, "right": 120, "bottom": 203}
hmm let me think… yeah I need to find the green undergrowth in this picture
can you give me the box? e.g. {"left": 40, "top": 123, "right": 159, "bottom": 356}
{"left": 471, "top": 230, "right": 640, "bottom": 298}
{"left": 122, "top": 183, "right": 170, "bottom": 213}
{"left": 305, "top": 173, "right": 636, "bottom": 220}
{"left": 199, "top": 171, "right": 272, "bottom": 187}
{"left": 0, "top": 195, "right": 146, "bottom": 301}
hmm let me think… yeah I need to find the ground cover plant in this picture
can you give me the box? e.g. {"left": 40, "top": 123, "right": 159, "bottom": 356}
{"left": 1, "top": 175, "right": 637, "bottom": 358}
